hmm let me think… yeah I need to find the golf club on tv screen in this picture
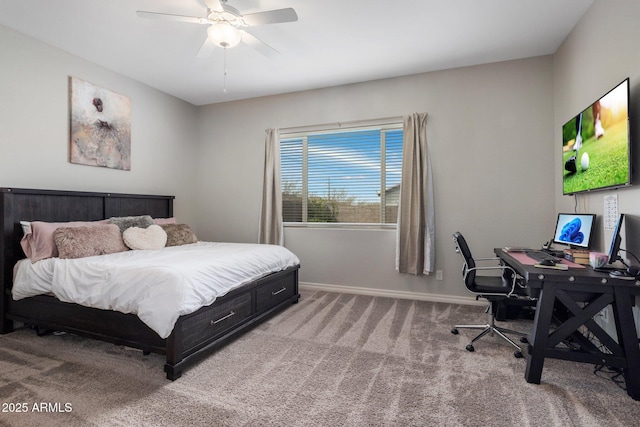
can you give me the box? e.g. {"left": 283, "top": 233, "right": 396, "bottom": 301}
{"left": 562, "top": 78, "right": 631, "bottom": 195}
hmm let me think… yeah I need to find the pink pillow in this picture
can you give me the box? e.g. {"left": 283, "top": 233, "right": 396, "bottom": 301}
{"left": 153, "top": 217, "right": 177, "bottom": 225}
{"left": 20, "top": 219, "right": 109, "bottom": 263}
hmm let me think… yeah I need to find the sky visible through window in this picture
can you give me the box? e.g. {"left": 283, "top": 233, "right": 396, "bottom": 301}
{"left": 281, "top": 128, "right": 403, "bottom": 203}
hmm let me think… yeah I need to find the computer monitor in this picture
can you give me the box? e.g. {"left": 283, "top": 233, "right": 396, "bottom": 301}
{"left": 608, "top": 214, "right": 625, "bottom": 264}
{"left": 552, "top": 213, "right": 596, "bottom": 249}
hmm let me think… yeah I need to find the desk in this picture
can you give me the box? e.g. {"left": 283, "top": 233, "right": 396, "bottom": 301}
{"left": 495, "top": 248, "right": 640, "bottom": 400}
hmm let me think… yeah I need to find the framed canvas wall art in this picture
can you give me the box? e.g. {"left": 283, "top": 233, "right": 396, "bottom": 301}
{"left": 69, "top": 77, "right": 131, "bottom": 170}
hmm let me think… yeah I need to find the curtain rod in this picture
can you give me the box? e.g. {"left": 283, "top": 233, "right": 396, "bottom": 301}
{"left": 276, "top": 115, "right": 405, "bottom": 135}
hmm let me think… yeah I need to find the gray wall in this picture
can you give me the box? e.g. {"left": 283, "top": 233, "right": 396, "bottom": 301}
{"left": 553, "top": 0, "right": 640, "bottom": 333}
{"left": 0, "top": 25, "right": 199, "bottom": 227}
{"left": 195, "top": 56, "right": 556, "bottom": 301}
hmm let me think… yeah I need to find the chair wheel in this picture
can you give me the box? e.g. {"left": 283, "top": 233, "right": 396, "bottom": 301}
{"left": 466, "top": 344, "right": 475, "bottom": 352}
{"left": 520, "top": 336, "right": 528, "bottom": 344}
{"left": 451, "top": 328, "right": 459, "bottom": 335}
{"left": 514, "top": 350, "right": 523, "bottom": 358}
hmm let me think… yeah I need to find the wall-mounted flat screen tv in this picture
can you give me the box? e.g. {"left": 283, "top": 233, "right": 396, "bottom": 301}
{"left": 562, "top": 78, "right": 631, "bottom": 195}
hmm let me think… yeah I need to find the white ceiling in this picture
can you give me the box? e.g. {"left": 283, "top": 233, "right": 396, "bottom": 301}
{"left": 0, "top": 0, "right": 594, "bottom": 106}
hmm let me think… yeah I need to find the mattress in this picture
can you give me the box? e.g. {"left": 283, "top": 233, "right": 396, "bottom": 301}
{"left": 12, "top": 242, "right": 300, "bottom": 338}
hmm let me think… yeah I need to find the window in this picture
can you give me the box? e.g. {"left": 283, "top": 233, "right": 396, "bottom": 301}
{"left": 280, "top": 121, "right": 403, "bottom": 226}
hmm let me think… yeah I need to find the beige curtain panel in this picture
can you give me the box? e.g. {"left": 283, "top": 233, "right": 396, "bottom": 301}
{"left": 258, "top": 128, "right": 283, "bottom": 245}
{"left": 396, "top": 113, "right": 435, "bottom": 275}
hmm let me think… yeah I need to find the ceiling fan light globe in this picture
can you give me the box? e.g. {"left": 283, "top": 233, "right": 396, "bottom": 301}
{"left": 207, "top": 22, "right": 242, "bottom": 48}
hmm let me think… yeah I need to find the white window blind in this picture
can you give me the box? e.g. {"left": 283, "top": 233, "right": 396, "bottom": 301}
{"left": 280, "top": 121, "right": 403, "bottom": 226}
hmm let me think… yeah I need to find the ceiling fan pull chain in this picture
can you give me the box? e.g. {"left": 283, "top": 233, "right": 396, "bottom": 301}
{"left": 223, "top": 47, "right": 228, "bottom": 94}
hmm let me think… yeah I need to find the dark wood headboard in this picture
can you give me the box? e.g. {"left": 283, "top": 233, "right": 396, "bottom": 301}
{"left": 0, "top": 187, "right": 174, "bottom": 332}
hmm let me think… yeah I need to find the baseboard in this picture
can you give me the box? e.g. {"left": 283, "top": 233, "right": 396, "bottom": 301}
{"left": 299, "top": 282, "right": 485, "bottom": 306}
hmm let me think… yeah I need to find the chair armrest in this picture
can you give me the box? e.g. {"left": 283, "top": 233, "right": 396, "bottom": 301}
{"left": 473, "top": 256, "right": 503, "bottom": 263}
{"left": 466, "top": 264, "right": 518, "bottom": 297}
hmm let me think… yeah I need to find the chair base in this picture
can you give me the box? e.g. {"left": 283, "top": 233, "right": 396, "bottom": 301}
{"left": 451, "top": 320, "right": 526, "bottom": 358}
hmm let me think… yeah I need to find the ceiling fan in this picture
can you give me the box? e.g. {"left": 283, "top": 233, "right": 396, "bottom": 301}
{"left": 136, "top": 0, "right": 298, "bottom": 57}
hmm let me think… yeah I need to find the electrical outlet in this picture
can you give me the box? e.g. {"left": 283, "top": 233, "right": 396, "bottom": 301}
{"left": 436, "top": 270, "right": 443, "bottom": 280}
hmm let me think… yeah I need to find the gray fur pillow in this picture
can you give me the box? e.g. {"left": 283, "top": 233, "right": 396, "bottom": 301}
{"left": 160, "top": 224, "right": 198, "bottom": 247}
{"left": 54, "top": 224, "right": 128, "bottom": 259}
{"left": 109, "top": 215, "right": 154, "bottom": 233}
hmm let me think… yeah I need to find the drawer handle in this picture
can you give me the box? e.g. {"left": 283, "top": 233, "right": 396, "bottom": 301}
{"left": 272, "top": 287, "right": 287, "bottom": 296}
{"left": 211, "top": 311, "right": 235, "bottom": 325}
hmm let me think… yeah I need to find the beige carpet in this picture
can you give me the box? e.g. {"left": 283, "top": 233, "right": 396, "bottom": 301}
{"left": 1, "top": 289, "right": 640, "bottom": 426}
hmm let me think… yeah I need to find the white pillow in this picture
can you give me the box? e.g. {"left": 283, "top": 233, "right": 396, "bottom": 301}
{"left": 123, "top": 224, "right": 167, "bottom": 250}
{"left": 20, "top": 220, "right": 32, "bottom": 236}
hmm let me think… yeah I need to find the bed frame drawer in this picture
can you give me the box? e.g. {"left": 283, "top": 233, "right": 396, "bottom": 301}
{"left": 181, "top": 292, "right": 252, "bottom": 350}
{"left": 256, "top": 274, "right": 296, "bottom": 313}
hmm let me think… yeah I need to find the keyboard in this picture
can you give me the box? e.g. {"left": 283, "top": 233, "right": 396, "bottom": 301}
{"left": 526, "top": 250, "right": 562, "bottom": 264}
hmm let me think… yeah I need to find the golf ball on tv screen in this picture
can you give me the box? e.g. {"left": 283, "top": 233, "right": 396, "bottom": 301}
{"left": 581, "top": 152, "right": 589, "bottom": 171}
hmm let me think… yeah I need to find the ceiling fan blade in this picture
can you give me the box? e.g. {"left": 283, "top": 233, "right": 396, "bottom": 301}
{"left": 195, "top": 37, "right": 216, "bottom": 58}
{"left": 241, "top": 31, "right": 280, "bottom": 59}
{"left": 136, "top": 11, "right": 207, "bottom": 25}
{"left": 242, "top": 8, "right": 298, "bottom": 27}
{"left": 202, "top": 0, "right": 224, "bottom": 13}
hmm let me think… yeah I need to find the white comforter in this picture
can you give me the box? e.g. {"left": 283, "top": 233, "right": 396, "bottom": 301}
{"left": 12, "top": 242, "right": 300, "bottom": 338}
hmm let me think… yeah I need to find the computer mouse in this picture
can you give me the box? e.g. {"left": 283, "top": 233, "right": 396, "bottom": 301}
{"left": 539, "top": 258, "right": 556, "bottom": 266}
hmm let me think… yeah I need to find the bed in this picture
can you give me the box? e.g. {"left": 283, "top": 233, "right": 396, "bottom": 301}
{"left": 0, "top": 187, "right": 300, "bottom": 380}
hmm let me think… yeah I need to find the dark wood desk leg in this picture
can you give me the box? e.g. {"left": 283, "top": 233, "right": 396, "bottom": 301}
{"left": 611, "top": 286, "right": 640, "bottom": 400}
{"left": 1, "top": 295, "right": 13, "bottom": 333}
{"left": 525, "top": 284, "right": 556, "bottom": 384}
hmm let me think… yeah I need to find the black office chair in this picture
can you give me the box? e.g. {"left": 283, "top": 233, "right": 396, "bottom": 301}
{"left": 450, "top": 232, "right": 527, "bottom": 358}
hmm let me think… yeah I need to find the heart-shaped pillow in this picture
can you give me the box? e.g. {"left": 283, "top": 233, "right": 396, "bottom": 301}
{"left": 123, "top": 224, "right": 167, "bottom": 250}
